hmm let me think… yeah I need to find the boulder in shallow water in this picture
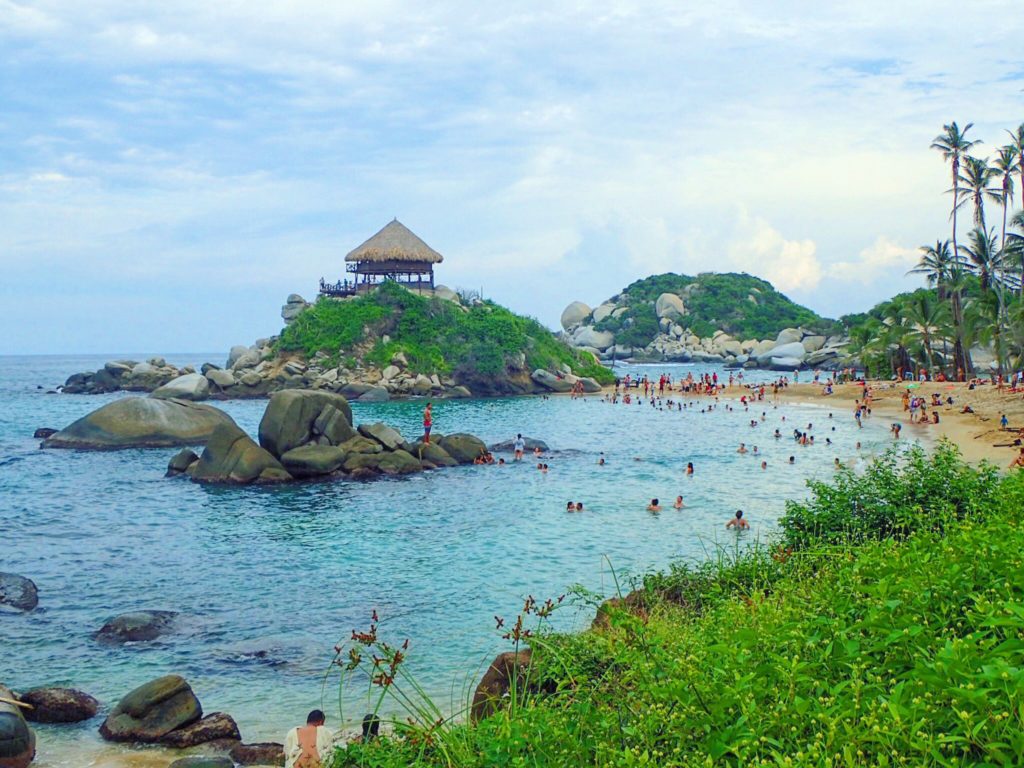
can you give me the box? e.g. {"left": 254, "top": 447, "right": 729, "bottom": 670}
{"left": 44, "top": 398, "right": 236, "bottom": 450}
{"left": 438, "top": 433, "right": 487, "bottom": 464}
{"left": 151, "top": 373, "right": 210, "bottom": 402}
{"left": 33, "top": 427, "right": 57, "bottom": 440}
{"left": 357, "top": 386, "right": 390, "bottom": 403}
{"left": 166, "top": 448, "right": 199, "bottom": 477}
{"left": 412, "top": 441, "right": 457, "bottom": 467}
{"left": 0, "top": 573, "right": 38, "bottom": 612}
{"left": 377, "top": 449, "right": 423, "bottom": 475}
{"left": 160, "top": 712, "right": 240, "bottom": 748}
{"left": 0, "top": 684, "right": 35, "bottom": 768}
{"left": 312, "top": 404, "right": 356, "bottom": 445}
{"left": 279, "top": 445, "right": 347, "bottom": 478}
{"left": 342, "top": 453, "right": 384, "bottom": 474}
{"left": 97, "top": 610, "right": 178, "bottom": 643}
{"left": 19, "top": 687, "right": 99, "bottom": 724}
{"left": 99, "top": 675, "right": 202, "bottom": 743}
{"left": 357, "top": 422, "right": 405, "bottom": 451}
{"left": 192, "top": 423, "right": 292, "bottom": 485}
{"left": 489, "top": 437, "right": 549, "bottom": 453}
{"left": 205, "top": 369, "right": 236, "bottom": 389}
{"left": 530, "top": 369, "right": 572, "bottom": 393}
{"left": 337, "top": 436, "right": 382, "bottom": 455}
{"left": 257, "top": 391, "right": 353, "bottom": 458}
{"left": 229, "top": 742, "right": 285, "bottom": 766}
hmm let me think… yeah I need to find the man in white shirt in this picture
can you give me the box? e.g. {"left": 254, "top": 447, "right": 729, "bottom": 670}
{"left": 284, "top": 710, "right": 334, "bottom": 768}
{"left": 513, "top": 434, "right": 525, "bottom": 461}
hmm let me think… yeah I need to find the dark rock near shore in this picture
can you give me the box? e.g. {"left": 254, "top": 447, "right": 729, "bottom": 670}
{"left": 19, "top": 687, "right": 99, "bottom": 723}
{"left": 342, "top": 453, "right": 384, "bottom": 474}
{"left": 411, "top": 441, "right": 457, "bottom": 467}
{"left": 358, "top": 422, "right": 405, "bottom": 451}
{"left": 191, "top": 423, "right": 292, "bottom": 485}
{"left": 489, "top": 437, "right": 550, "bottom": 453}
{"left": 44, "top": 398, "right": 236, "bottom": 450}
{"left": 166, "top": 448, "right": 199, "bottom": 477}
{"left": 471, "top": 649, "right": 533, "bottom": 722}
{"left": 169, "top": 758, "right": 234, "bottom": 768}
{"left": 0, "top": 684, "right": 35, "bottom": 768}
{"left": 229, "top": 742, "right": 285, "bottom": 766}
{"left": 356, "top": 386, "right": 390, "bottom": 402}
{"left": 0, "top": 573, "right": 38, "bottom": 612}
{"left": 160, "top": 712, "right": 240, "bottom": 748}
{"left": 377, "top": 449, "right": 423, "bottom": 475}
{"left": 32, "top": 427, "right": 57, "bottom": 440}
{"left": 337, "top": 436, "right": 382, "bottom": 455}
{"left": 97, "top": 610, "right": 178, "bottom": 643}
{"left": 99, "top": 675, "right": 202, "bottom": 743}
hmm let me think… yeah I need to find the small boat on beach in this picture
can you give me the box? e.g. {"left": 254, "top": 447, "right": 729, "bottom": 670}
{"left": 0, "top": 688, "right": 34, "bottom": 768}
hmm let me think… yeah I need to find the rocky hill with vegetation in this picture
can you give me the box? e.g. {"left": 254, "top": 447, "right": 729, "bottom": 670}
{"left": 60, "top": 282, "right": 614, "bottom": 401}
{"left": 561, "top": 272, "right": 848, "bottom": 369}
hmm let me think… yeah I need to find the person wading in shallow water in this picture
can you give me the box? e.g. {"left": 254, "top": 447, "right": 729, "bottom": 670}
{"left": 423, "top": 402, "right": 433, "bottom": 444}
{"left": 285, "top": 710, "right": 333, "bottom": 768}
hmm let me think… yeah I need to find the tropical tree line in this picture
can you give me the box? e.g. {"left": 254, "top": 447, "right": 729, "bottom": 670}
{"left": 848, "top": 121, "right": 1024, "bottom": 379}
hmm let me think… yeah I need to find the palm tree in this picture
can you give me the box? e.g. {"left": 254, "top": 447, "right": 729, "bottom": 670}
{"left": 957, "top": 155, "right": 1001, "bottom": 233}
{"left": 965, "top": 291, "right": 1005, "bottom": 377}
{"left": 903, "top": 291, "right": 951, "bottom": 372}
{"left": 959, "top": 227, "right": 1005, "bottom": 293}
{"left": 909, "top": 240, "right": 953, "bottom": 298}
{"left": 994, "top": 146, "right": 1019, "bottom": 250}
{"left": 1008, "top": 123, "right": 1024, "bottom": 205}
{"left": 932, "top": 122, "right": 979, "bottom": 376}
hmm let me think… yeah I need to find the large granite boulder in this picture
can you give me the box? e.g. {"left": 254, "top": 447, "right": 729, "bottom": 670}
{"left": 531, "top": 369, "right": 572, "bottom": 393}
{"left": 99, "top": 675, "right": 202, "bottom": 743}
{"left": 191, "top": 423, "right": 292, "bottom": 485}
{"left": 438, "top": 433, "right": 487, "bottom": 464}
{"left": 313, "top": 405, "right": 356, "bottom": 445}
{"left": 205, "top": 369, "right": 236, "bottom": 389}
{"left": 97, "top": 610, "right": 178, "bottom": 643}
{"left": 489, "top": 437, "right": 549, "bottom": 453}
{"left": 0, "top": 685, "right": 34, "bottom": 768}
{"left": 226, "top": 345, "right": 250, "bottom": 369}
{"left": 122, "top": 362, "right": 179, "bottom": 391}
{"left": 572, "top": 326, "right": 615, "bottom": 351}
{"left": 229, "top": 742, "right": 285, "bottom": 766}
{"left": 579, "top": 377, "right": 603, "bottom": 393}
{"left": 44, "top": 398, "right": 236, "bottom": 450}
{"left": 755, "top": 341, "right": 807, "bottom": 366}
{"left": 770, "top": 356, "right": 804, "bottom": 371}
{"left": 281, "top": 294, "right": 309, "bottom": 325}
{"left": 560, "top": 301, "right": 592, "bottom": 331}
{"left": 655, "top": 293, "right": 686, "bottom": 321}
{"left": 775, "top": 328, "right": 802, "bottom": 345}
{"left": 258, "top": 391, "right": 354, "bottom": 457}
{"left": 160, "top": 712, "right": 241, "bottom": 748}
{"left": 151, "top": 373, "right": 210, "bottom": 402}
{"left": 279, "top": 445, "right": 347, "bottom": 478}
{"left": 412, "top": 441, "right": 458, "bottom": 467}
{"left": 802, "top": 335, "right": 826, "bottom": 353}
{"left": 358, "top": 423, "right": 405, "bottom": 451}
{"left": 166, "top": 448, "right": 199, "bottom": 477}
{"left": 0, "top": 573, "right": 38, "bottom": 612}
{"left": 337, "top": 436, "right": 383, "bottom": 455}
{"left": 591, "top": 303, "right": 616, "bottom": 324}
{"left": 19, "top": 688, "right": 99, "bottom": 723}
{"left": 357, "top": 386, "right": 390, "bottom": 403}
{"left": 339, "top": 382, "right": 374, "bottom": 399}
{"left": 342, "top": 453, "right": 385, "bottom": 473}
{"left": 377, "top": 450, "right": 423, "bottom": 475}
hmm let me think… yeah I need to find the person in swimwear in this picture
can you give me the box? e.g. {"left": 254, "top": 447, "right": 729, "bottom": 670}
{"left": 422, "top": 402, "right": 432, "bottom": 444}
{"left": 285, "top": 710, "right": 333, "bottom": 768}
{"left": 647, "top": 498, "right": 661, "bottom": 512}
{"left": 673, "top": 495, "right": 684, "bottom": 509}
{"left": 686, "top": 462, "right": 694, "bottom": 475}
{"left": 726, "top": 510, "right": 749, "bottom": 530}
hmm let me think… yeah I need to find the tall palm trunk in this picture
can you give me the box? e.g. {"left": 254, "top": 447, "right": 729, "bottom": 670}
{"left": 949, "top": 162, "right": 971, "bottom": 377}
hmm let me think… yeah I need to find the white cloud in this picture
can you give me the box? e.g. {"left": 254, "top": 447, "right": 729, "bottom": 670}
{"left": 726, "top": 212, "right": 823, "bottom": 292}
{"left": 829, "top": 236, "right": 919, "bottom": 284}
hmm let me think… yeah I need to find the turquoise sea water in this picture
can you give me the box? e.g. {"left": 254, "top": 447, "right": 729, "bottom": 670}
{"left": 1, "top": 355, "right": 897, "bottom": 765}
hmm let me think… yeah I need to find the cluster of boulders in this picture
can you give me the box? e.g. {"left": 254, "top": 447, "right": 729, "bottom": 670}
{"left": 560, "top": 294, "right": 852, "bottom": 371}
{"left": 163, "top": 390, "right": 488, "bottom": 485}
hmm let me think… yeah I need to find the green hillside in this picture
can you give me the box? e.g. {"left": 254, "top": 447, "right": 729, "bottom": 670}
{"left": 278, "top": 281, "right": 613, "bottom": 390}
{"left": 594, "top": 272, "right": 836, "bottom": 347}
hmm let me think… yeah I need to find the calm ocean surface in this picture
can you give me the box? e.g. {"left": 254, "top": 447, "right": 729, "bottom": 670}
{"left": 1, "top": 355, "right": 897, "bottom": 765}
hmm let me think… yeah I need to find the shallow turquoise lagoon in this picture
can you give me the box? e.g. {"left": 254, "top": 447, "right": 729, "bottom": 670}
{"left": 0, "top": 355, "right": 894, "bottom": 763}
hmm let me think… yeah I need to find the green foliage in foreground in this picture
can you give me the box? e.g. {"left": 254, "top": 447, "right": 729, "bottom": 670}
{"left": 278, "top": 281, "right": 613, "bottom": 383}
{"left": 329, "top": 445, "right": 1024, "bottom": 767}
{"left": 596, "top": 272, "right": 836, "bottom": 343}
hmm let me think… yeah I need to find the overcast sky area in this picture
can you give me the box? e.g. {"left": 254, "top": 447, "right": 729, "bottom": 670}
{"left": 2, "top": 1, "right": 1023, "bottom": 354}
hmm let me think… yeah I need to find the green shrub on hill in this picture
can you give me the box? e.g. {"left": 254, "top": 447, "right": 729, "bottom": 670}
{"left": 328, "top": 445, "right": 1024, "bottom": 767}
{"left": 278, "top": 281, "right": 613, "bottom": 384}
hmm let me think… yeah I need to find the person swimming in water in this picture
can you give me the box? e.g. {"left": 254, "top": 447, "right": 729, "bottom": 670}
{"left": 647, "top": 498, "right": 661, "bottom": 512}
{"left": 726, "top": 510, "right": 749, "bottom": 529}
{"left": 737, "top": 443, "right": 748, "bottom": 454}
{"left": 761, "top": 460, "right": 767, "bottom": 470}
{"left": 686, "top": 462, "right": 694, "bottom": 475}
{"left": 673, "top": 495, "right": 684, "bottom": 509}
{"left": 566, "top": 501, "right": 575, "bottom": 512}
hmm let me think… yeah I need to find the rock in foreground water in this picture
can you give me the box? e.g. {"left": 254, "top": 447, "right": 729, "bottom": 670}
{"left": 0, "top": 573, "right": 38, "bottom": 612}
{"left": 19, "top": 687, "right": 99, "bottom": 724}
{"left": 191, "top": 423, "right": 292, "bottom": 485}
{"left": 99, "top": 675, "right": 201, "bottom": 743}
{"left": 96, "top": 610, "right": 178, "bottom": 643}
{"left": 159, "top": 712, "right": 240, "bottom": 748}
{"left": 43, "top": 398, "right": 236, "bottom": 450}
{"left": 229, "top": 742, "right": 285, "bottom": 766}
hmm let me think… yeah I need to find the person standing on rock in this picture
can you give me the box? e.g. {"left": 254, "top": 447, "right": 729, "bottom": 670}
{"left": 285, "top": 710, "right": 333, "bottom": 768}
{"left": 423, "top": 402, "right": 433, "bottom": 444}
{"left": 513, "top": 434, "right": 525, "bottom": 461}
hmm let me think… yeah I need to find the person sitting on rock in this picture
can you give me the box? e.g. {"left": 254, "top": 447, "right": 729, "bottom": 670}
{"left": 285, "top": 710, "right": 333, "bottom": 768}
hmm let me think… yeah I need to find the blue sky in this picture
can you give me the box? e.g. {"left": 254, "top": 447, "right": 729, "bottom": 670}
{"left": 2, "top": 1, "right": 1022, "bottom": 354}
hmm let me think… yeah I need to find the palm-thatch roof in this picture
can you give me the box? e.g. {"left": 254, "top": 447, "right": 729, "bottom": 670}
{"left": 345, "top": 219, "right": 444, "bottom": 264}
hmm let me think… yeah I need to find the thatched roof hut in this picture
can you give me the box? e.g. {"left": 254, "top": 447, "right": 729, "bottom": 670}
{"left": 345, "top": 219, "right": 444, "bottom": 265}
